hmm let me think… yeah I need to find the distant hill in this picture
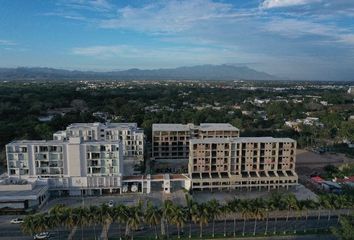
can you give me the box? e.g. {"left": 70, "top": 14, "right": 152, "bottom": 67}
{"left": 0, "top": 64, "right": 278, "bottom": 81}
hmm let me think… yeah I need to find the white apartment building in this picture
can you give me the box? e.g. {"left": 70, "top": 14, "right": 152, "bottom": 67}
{"left": 189, "top": 137, "right": 298, "bottom": 190}
{"left": 6, "top": 137, "right": 123, "bottom": 196}
{"left": 53, "top": 122, "right": 144, "bottom": 162}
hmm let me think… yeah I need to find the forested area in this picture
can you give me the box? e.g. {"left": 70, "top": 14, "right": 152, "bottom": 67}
{"left": 0, "top": 80, "right": 353, "bottom": 168}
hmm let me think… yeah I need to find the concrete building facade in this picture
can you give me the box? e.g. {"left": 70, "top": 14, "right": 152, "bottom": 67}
{"left": 6, "top": 138, "right": 123, "bottom": 195}
{"left": 152, "top": 123, "right": 240, "bottom": 160}
{"left": 188, "top": 137, "right": 298, "bottom": 190}
{"left": 53, "top": 122, "right": 144, "bottom": 162}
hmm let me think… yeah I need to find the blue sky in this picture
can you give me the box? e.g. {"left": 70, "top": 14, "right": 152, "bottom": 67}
{"left": 0, "top": 0, "right": 354, "bottom": 80}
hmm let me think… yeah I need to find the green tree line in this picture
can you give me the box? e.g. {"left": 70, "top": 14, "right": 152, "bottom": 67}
{"left": 22, "top": 193, "right": 354, "bottom": 240}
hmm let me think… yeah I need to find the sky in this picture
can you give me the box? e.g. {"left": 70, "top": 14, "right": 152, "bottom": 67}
{"left": 0, "top": 0, "right": 354, "bottom": 80}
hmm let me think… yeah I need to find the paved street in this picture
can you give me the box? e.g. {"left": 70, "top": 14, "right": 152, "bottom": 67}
{"left": 0, "top": 215, "right": 339, "bottom": 240}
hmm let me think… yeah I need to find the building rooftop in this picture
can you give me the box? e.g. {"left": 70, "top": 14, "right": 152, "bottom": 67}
{"left": 7, "top": 140, "right": 65, "bottom": 145}
{"left": 152, "top": 123, "right": 239, "bottom": 132}
{"left": 153, "top": 123, "right": 192, "bottom": 132}
{"left": 67, "top": 122, "right": 139, "bottom": 130}
{"left": 67, "top": 122, "right": 102, "bottom": 128}
{"left": 0, "top": 184, "right": 48, "bottom": 201}
{"left": 190, "top": 137, "right": 295, "bottom": 144}
{"left": 8, "top": 139, "right": 121, "bottom": 145}
{"left": 199, "top": 123, "right": 239, "bottom": 131}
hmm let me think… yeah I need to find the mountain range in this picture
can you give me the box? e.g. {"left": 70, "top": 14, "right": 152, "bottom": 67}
{"left": 0, "top": 64, "right": 278, "bottom": 81}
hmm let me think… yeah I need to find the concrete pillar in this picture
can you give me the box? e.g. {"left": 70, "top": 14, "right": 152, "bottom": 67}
{"left": 146, "top": 174, "right": 151, "bottom": 194}
{"left": 163, "top": 174, "right": 170, "bottom": 194}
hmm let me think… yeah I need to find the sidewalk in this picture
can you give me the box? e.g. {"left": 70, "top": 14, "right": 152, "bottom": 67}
{"left": 204, "top": 234, "right": 336, "bottom": 240}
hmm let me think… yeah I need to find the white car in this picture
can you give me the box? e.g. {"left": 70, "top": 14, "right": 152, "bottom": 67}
{"left": 10, "top": 218, "right": 24, "bottom": 224}
{"left": 33, "top": 232, "right": 51, "bottom": 239}
{"left": 108, "top": 200, "right": 114, "bottom": 208}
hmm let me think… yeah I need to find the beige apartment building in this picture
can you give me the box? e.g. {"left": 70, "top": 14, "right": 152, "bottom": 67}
{"left": 188, "top": 137, "right": 298, "bottom": 190}
{"left": 152, "top": 123, "right": 239, "bottom": 160}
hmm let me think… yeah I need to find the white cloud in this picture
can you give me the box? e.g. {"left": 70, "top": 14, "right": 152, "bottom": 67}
{"left": 57, "top": 0, "right": 113, "bottom": 12}
{"left": 99, "top": 0, "right": 254, "bottom": 33}
{"left": 72, "top": 45, "right": 133, "bottom": 58}
{"left": 0, "top": 40, "right": 16, "bottom": 46}
{"left": 261, "top": 0, "right": 320, "bottom": 9}
{"left": 42, "top": 12, "right": 87, "bottom": 21}
{"left": 263, "top": 18, "right": 335, "bottom": 37}
{"left": 338, "top": 34, "right": 354, "bottom": 45}
{"left": 263, "top": 18, "right": 354, "bottom": 48}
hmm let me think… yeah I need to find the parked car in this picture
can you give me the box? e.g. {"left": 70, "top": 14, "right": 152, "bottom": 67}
{"left": 10, "top": 218, "right": 24, "bottom": 224}
{"left": 33, "top": 232, "right": 51, "bottom": 239}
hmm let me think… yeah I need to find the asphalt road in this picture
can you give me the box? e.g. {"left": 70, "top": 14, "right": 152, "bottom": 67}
{"left": 0, "top": 216, "right": 339, "bottom": 240}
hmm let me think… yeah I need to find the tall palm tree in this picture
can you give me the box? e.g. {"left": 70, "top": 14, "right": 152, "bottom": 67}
{"left": 113, "top": 204, "right": 129, "bottom": 240}
{"left": 99, "top": 204, "right": 113, "bottom": 240}
{"left": 62, "top": 207, "right": 78, "bottom": 240}
{"left": 221, "top": 204, "right": 230, "bottom": 237}
{"left": 49, "top": 204, "right": 66, "bottom": 240}
{"left": 206, "top": 199, "right": 221, "bottom": 238}
{"left": 162, "top": 200, "right": 175, "bottom": 238}
{"left": 144, "top": 201, "right": 161, "bottom": 239}
{"left": 227, "top": 198, "right": 240, "bottom": 237}
{"left": 263, "top": 206, "right": 270, "bottom": 236}
{"left": 125, "top": 202, "right": 143, "bottom": 240}
{"left": 74, "top": 207, "right": 89, "bottom": 240}
{"left": 170, "top": 205, "right": 187, "bottom": 239}
{"left": 185, "top": 194, "right": 195, "bottom": 238}
{"left": 87, "top": 205, "right": 100, "bottom": 240}
{"left": 268, "top": 193, "right": 282, "bottom": 234}
{"left": 196, "top": 203, "right": 209, "bottom": 238}
{"left": 240, "top": 200, "right": 252, "bottom": 236}
{"left": 283, "top": 194, "right": 299, "bottom": 234}
{"left": 22, "top": 215, "right": 36, "bottom": 237}
{"left": 34, "top": 213, "right": 50, "bottom": 234}
{"left": 250, "top": 199, "right": 265, "bottom": 236}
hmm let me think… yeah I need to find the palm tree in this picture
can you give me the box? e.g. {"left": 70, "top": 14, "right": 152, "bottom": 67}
{"left": 99, "top": 204, "right": 113, "bottom": 240}
{"left": 250, "top": 199, "right": 265, "bottom": 236}
{"left": 49, "top": 204, "right": 66, "bottom": 240}
{"left": 227, "top": 198, "right": 240, "bottom": 237}
{"left": 144, "top": 201, "right": 161, "bottom": 239}
{"left": 36, "top": 213, "right": 50, "bottom": 234}
{"left": 162, "top": 200, "right": 175, "bottom": 238}
{"left": 268, "top": 193, "right": 283, "bottom": 234}
{"left": 112, "top": 204, "right": 129, "bottom": 240}
{"left": 283, "top": 194, "right": 299, "bottom": 234}
{"left": 196, "top": 203, "right": 209, "bottom": 238}
{"left": 263, "top": 207, "right": 270, "bottom": 235}
{"left": 126, "top": 202, "right": 143, "bottom": 240}
{"left": 240, "top": 200, "right": 252, "bottom": 236}
{"left": 22, "top": 213, "right": 51, "bottom": 239}
{"left": 185, "top": 194, "right": 195, "bottom": 238}
{"left": 87, "top": 205, "right": 100, "bottom": 240}
{"left": 221, "top": 204, "right": 230, "bottom": 237}
{"left": 22, "top": 215, "right": 36, "bottom": 237}
{"left": 75, "top": 207, "right": 89, "bottom": 240}
{"left": 206, "top": 199, "right": 221, "bottom": 238}
{"left": 170, "top": 205, "right": 187, "bottom": 239}
{"left": 62, "top": 207, "right": 78, "bottom": 240}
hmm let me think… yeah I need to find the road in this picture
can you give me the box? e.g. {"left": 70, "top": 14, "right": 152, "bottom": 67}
{"left": 0, "top": 215, "right": 339, "bottom": 240}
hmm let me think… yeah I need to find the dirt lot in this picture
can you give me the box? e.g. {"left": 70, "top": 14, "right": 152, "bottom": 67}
{"left": 192, "top": 184, "right": 317, "bottom": 203}
{"left": 296, "top": 149, "right": 354, "bottom": 177}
